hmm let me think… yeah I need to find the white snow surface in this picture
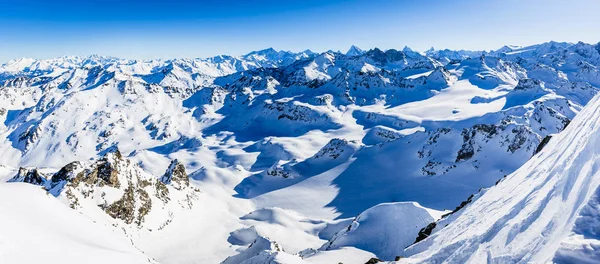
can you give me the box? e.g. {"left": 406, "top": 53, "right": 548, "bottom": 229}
{"left": 321, "top": 202, "right": 443, "bottom": 260}
{"left": 0, "top": 183, "right": 153, "bottom": 264}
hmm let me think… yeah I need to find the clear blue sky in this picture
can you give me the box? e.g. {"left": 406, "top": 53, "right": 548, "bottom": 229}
{"left": 1, "top": 0, "right": 599, "bottom": 62}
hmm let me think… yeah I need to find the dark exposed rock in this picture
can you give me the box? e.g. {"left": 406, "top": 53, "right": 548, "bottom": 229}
{"left": 135, "top": 188, "right": 152, "bottom": 226}
{"left": 155, "top": 181, "right": 170, "bottom": 203}
{"left": 455, "top": 125, "right": 498, "bottom": 162}
{"left": 412, "top": 193, "right": 476, "bottom": 246}
{"left": 456, "top": 123, "right": 535, "bottom": 162}
{"left": 365, "top": 257, "right": 383, "bottom": 264}
{"left": 514, "top": 78, "right": 543, "bottom": 91}
{"left": 508, "top": 127, "right": 529, "bottom": 153}
{"left": 422, "top": 160, "right": 441, "bottom": 176}
{"left": 160, "top": 159, "right": 189, "bottom": 190}
{"left": 51, "top": 161, "right": 83, "bottom": 183}
{"left": 312, "top": 138, "right": 357, "bottom": 160}
{"left": 414, "top": 222, "right": 437, "bottom": 244}
{"left": 64, "top": 188, "right": 80, "bottom": 209}
{"left": 71, "top": 151, "right": 122, "bottom": 189}
{"left": 105, "top": 186, "right": 136, "bottom": 224}
{"left": 47, "top": 161, "right": 84, "bottom": 196}
{"left": 455, "top": 145, "right": 475, "bottom": 162}
{"left": 534, "top": 135, "right": 553, "bottom": 155}
{"left": 265, "top": 163, "right": 296, "bottom": 179}
{"left": 7, "top": 149, "right": 198, "bottom": 227}
{"left": 9, "top": 168, "right": 47, "bottom": 185}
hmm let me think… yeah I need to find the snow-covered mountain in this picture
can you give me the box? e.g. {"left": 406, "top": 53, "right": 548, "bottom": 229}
{"left": 1, "top": 41, "right": 600, "bottom": 263}
{"left": 346, "top": 45, "right": 365, "bottom": 57}
{"left": 402, "top": 81, "right": 600, "bottom": 264}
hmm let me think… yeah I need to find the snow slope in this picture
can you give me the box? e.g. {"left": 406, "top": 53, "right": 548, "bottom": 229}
{"left": 320, "top": 202, "right": 442, "bottom": 260}
{"left": 402, "top": 89, "right": 600, "bottom": 263}
{"left": 0, "top": 183, "right": 154, "bottom": 264}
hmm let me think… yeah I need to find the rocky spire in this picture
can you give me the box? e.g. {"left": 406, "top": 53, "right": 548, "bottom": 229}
{"left": 160, "top": 159, "right": 190, "bottom": 190}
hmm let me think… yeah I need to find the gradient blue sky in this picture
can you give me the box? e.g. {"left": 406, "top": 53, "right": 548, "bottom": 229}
{"left": 1, "top": 0, "right": 599, "bottom": 62}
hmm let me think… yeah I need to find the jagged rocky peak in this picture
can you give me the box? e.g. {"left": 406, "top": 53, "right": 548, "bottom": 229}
{"left": 58, "top": 151, "right": 198, "bottom": 227}
{"left": 9, "top": 167, "right": 47, "bottom": 185}
{"left": 6, "top": 148, "right": 200, "bottom": 228}
{"left": 95, "top": 148, "right": 125, "bottom": 186}
{"left": 160, "top": 159, "right": 190, "bottom": 190}
{"left": 346, "top": 45, "right": 365, "bottom": 56}
{"left": 47, "top": 161, "right": 85, "bottom": 195}
{"left": 48, "top": 147, "right": 126, "bottom": 192}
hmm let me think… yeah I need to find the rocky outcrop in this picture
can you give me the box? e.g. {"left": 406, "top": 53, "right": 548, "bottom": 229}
{"left": 160, "top": 159, "right": 190, "bottom": 190}
{"left": 7, "top": 149, "right": 199, "bottom": 228}
{"left": 9, "top": 167, "right": 47, "bottom": 185}
{"left": 312, "top": 138, "right": 359, "bottom": 160}
{"left": 265, "top": 161, "right": 298, "bottom": 179}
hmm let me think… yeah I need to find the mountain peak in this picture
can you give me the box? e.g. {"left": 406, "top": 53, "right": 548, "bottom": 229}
{"left": 245, "top": 47, "right": 279, "bottom": 57}
{"left": 346, "top": 45, "right": 364, "bottom": 56}
{"left": 402, "top": 46, "right": 414, "bottom": 52}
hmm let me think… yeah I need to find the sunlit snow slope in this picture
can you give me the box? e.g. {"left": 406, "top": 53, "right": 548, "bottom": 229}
{"left": 0, "top": 183, "right": 154, "bottom": 264}
{"left": 403, "top": 90, "right": 600, "bottom": 263}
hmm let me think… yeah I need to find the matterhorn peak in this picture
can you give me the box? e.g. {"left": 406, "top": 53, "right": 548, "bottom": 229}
{"left": 346, "top": 45, "right": 365, "bottom": 56}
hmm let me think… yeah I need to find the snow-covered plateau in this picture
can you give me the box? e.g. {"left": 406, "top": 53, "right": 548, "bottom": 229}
{"left": 1, "top": 41, "right": 600, "bottom": 263}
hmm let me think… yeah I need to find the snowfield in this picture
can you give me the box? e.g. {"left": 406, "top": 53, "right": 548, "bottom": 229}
{"left": 1, "top": 41, "right": 600, "bottom": 263}
{"left": 0, "top": 183, "right": 153, "bottom": 264}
